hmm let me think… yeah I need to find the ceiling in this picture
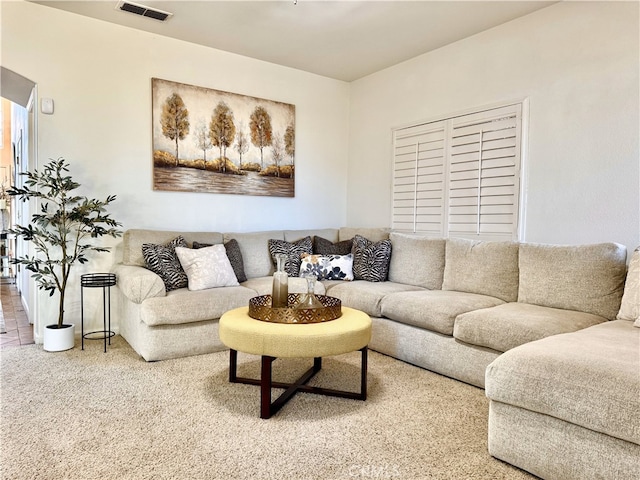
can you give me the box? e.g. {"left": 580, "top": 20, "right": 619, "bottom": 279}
{"left": 32, "top": 0, "right": 556, "bottom": 82}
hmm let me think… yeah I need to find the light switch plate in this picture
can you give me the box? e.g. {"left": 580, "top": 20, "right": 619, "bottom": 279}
{"left": 41, "top": 98, "right": 54, "bottom": 114}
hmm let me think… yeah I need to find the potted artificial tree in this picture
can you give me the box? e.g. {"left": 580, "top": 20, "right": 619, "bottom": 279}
{"left": 8, "top": 157, "right": 122, "bottom": 351}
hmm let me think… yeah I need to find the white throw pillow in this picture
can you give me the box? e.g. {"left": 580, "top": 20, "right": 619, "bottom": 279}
{"left": 617, "top": 246, "right": 640, "bottom": 326}
{"left": 299, "top": 254, "right": 354, "bottom": 281}
{"left": 175, "top": 245, "right": 239, "bottom": 291}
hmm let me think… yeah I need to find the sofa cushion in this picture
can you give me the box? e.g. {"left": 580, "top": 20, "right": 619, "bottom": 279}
{"left": 242, "top": 276, "right": 326, "bottom": 296}
{"left": 442, "top": 238, "right": 519, "bottom": 302}
{"left": 388, "top": 233, "right": 445, "bottom": 289}
{"left": 327, "top": 281, "right": 422, "bottom": 317}
{"left": 485, "top": 320, "right": 640, "bottom": 445}
{"left": 454, "top": 303, "right": 607, "bottom": 353}
{"left": 142, "top": 236, "right": 188, "bottom": 291}
{"left": 140, "top": 286, "right": 256, "bottom": 326}
{"left": 320, "top": 279, "right": 345, "bottom": 294}
{"left": 352, "top": 234, "right": 392, "bottom": 282}
{"left": 381, "top": 290, "right": 505, "bottom": 336}
{"left": 175, "top": 245, "right": 239, "bottom": 291}
{"left": 339, "top": 227, "right": 389, "bottom": 242}
{"left": 300, "top": 254, "right": 354, "bottom": 281}
{"left": 268, "top": 236, "right": 313, "bottom": 277}
{"left": 518, "top": 242, "right": 627, "bottom": 319}
{"left": 193, "top": 239, "right": 247, "bottom": 283}
{"left": 313, "top": 236, "right": 353, "bottom": 255}
{"left": 122, "top": 229, "right": 224, "bottom": 266}
{"left": 224, "top": 230, "right": 284, "bottom": 279}
{"left": 618, "top": 246, "right": 639, "bottom": 323}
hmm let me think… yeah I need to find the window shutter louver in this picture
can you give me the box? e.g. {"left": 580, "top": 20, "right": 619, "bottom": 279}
{"left": 392, "top": 102, "right": 523, "bottom": 240}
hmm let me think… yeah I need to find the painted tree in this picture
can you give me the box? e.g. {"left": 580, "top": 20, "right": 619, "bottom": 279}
{"left": 160, "top": 93, "right": 190, "bottom": 166}
{"left": 284, "top": 123, "right": 295, "bottom": 165}
{"left": 194, "top": 121, "right": 213, "bottom": 165}
{"left": 234, "top": 121, "right": 250, "bottom": 169}
{"left": 249, "top": 106, "right": 272, "bottom": 171}
{"left": 210, "top": 102, "right": 236, "bottom": 173}
{"left": 271, "top": 134, "right": 284, "bottom": 177}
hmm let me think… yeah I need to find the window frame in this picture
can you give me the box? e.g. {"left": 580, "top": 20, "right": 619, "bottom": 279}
{"left": 391, "top": 99, "right": 528, "bottom": 242}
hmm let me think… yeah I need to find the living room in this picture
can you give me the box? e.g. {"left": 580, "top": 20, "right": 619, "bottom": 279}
{"left": 2, "top": 0, "right": 638, "bottom": 336}
{"left": 1, "top": 1, "right": 638, "bottom": 479}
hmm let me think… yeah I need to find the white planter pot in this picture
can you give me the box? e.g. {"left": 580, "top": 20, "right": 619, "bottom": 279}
{"left": 43, "top": 324, "right": 75, "bottom": 352}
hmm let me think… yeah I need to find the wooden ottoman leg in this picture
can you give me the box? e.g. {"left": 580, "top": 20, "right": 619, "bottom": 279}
{"left": 260, "top": 355, "right": 275, "bottom": 419}
{"left": 361, "top": 346, "right": 368, "bottom": 400}
{"left": 229, "top": 349, "right": 238, "bottom": 383}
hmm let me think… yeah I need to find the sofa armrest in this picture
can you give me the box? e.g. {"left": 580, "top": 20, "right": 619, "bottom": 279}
{"left": 112, "top": 264, "right": 166, "bottom": 304}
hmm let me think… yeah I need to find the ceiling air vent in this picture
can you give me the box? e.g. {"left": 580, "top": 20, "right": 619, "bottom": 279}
{"left": 116, "top": 1, "right": 173, "bottom": 22}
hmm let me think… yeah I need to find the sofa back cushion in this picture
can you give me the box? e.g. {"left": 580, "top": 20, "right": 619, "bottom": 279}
{"left": 442, "top": 238, "right": 519, "bottom": 302}
{"left": 123, "top": 229, "right": 224, "bottom": 266}
{"left": 388, "top": 233, "right": 446, "bottom": 289}
{"left": 223, "top": 230, "right": 284, "bottom": 279}
{"left": 518, "top": 242, "right": 627, "bottom": 319}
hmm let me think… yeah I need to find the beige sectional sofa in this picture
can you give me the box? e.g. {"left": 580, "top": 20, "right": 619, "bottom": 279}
{"left": 112, "top": 226, "right": 638, "bottom": 479}
{"left": 486, "top": 320, "right": 639, "bottom": 480}
{"left": 113, "top": 227, "right": 627, "bottom": 379}
{"left": 484, "top": 245, "right": 640, "bottom": 480}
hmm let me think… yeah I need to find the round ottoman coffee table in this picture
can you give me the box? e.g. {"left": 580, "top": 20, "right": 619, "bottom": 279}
{"left": 219, "top": 306, "right": 372, "bottom": 419}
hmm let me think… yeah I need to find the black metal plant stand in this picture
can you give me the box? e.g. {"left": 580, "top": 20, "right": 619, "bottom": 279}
{"left": 81, "top": 273, "right": 116, "bottom": 353}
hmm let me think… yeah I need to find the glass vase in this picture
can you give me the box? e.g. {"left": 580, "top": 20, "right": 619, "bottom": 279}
{"left": 271, "top": 254, "right": 289, "bottom": 308}
{"left": 294, "top": 275, "right": 324, "bottom": 310}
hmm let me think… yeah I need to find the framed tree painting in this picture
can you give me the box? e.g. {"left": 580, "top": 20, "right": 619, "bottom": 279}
{"left": 152, "top": 78, "right": 295, "bottom": 197}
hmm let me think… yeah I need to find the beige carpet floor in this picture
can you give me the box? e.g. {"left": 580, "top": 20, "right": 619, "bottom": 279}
{"left": 0, "top": 336, "right": 535, "bottom": 480}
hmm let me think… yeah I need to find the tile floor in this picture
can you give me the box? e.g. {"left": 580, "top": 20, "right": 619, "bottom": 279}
{"left": 0, "top": 282, "right": 34, "bottom": 349}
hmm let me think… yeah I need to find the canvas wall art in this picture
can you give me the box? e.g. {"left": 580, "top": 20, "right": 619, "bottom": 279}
{"left": 152, "top": 78, "right": 295, "bottom": 197}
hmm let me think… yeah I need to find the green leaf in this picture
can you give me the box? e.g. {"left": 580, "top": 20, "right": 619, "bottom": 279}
{"left": 8, "top": 157, "right": 122, "bottom": 322}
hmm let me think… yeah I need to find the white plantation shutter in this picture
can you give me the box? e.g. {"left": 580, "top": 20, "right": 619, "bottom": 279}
{"left": 448, "top": 104, "right": 522, "bottom": 239}
{"left": 392, "top": 121, "right": 446, "bottom": 235}
{"left": 392, "top": 103, "right": 524, "bottom": 240}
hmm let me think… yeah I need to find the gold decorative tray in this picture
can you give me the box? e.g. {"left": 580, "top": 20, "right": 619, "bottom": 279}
{"left": 248, "top": 294, "right": 342, "bottom": 324}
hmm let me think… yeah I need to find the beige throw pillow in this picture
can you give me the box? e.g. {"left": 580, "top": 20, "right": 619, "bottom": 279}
{"left": 175, "top": 245, "right": 239, "bottom": 291}
{"left": 617, "top": 246, "right": 640, "bottom": 325}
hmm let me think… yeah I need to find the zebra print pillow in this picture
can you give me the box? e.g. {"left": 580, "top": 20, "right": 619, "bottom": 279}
{"left": 268, "top": 236, "right": 313, "bottom": 277}
{"left": 352, "top": 234, "right": 392, "bottom": 282}
{"left": 142, "top": 236, "right": 189, "bottom": 291}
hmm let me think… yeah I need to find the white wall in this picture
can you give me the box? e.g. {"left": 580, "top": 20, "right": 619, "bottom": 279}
{"left": 348, "top": 1, "right": 639, "bottom": 254}
{"left": 1, "top": 1, "right": 350, "bottom": 337}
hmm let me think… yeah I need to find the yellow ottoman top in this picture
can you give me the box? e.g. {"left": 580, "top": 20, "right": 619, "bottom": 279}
{"left": 219, "top": 306, "right": 372, "bottom": 358}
